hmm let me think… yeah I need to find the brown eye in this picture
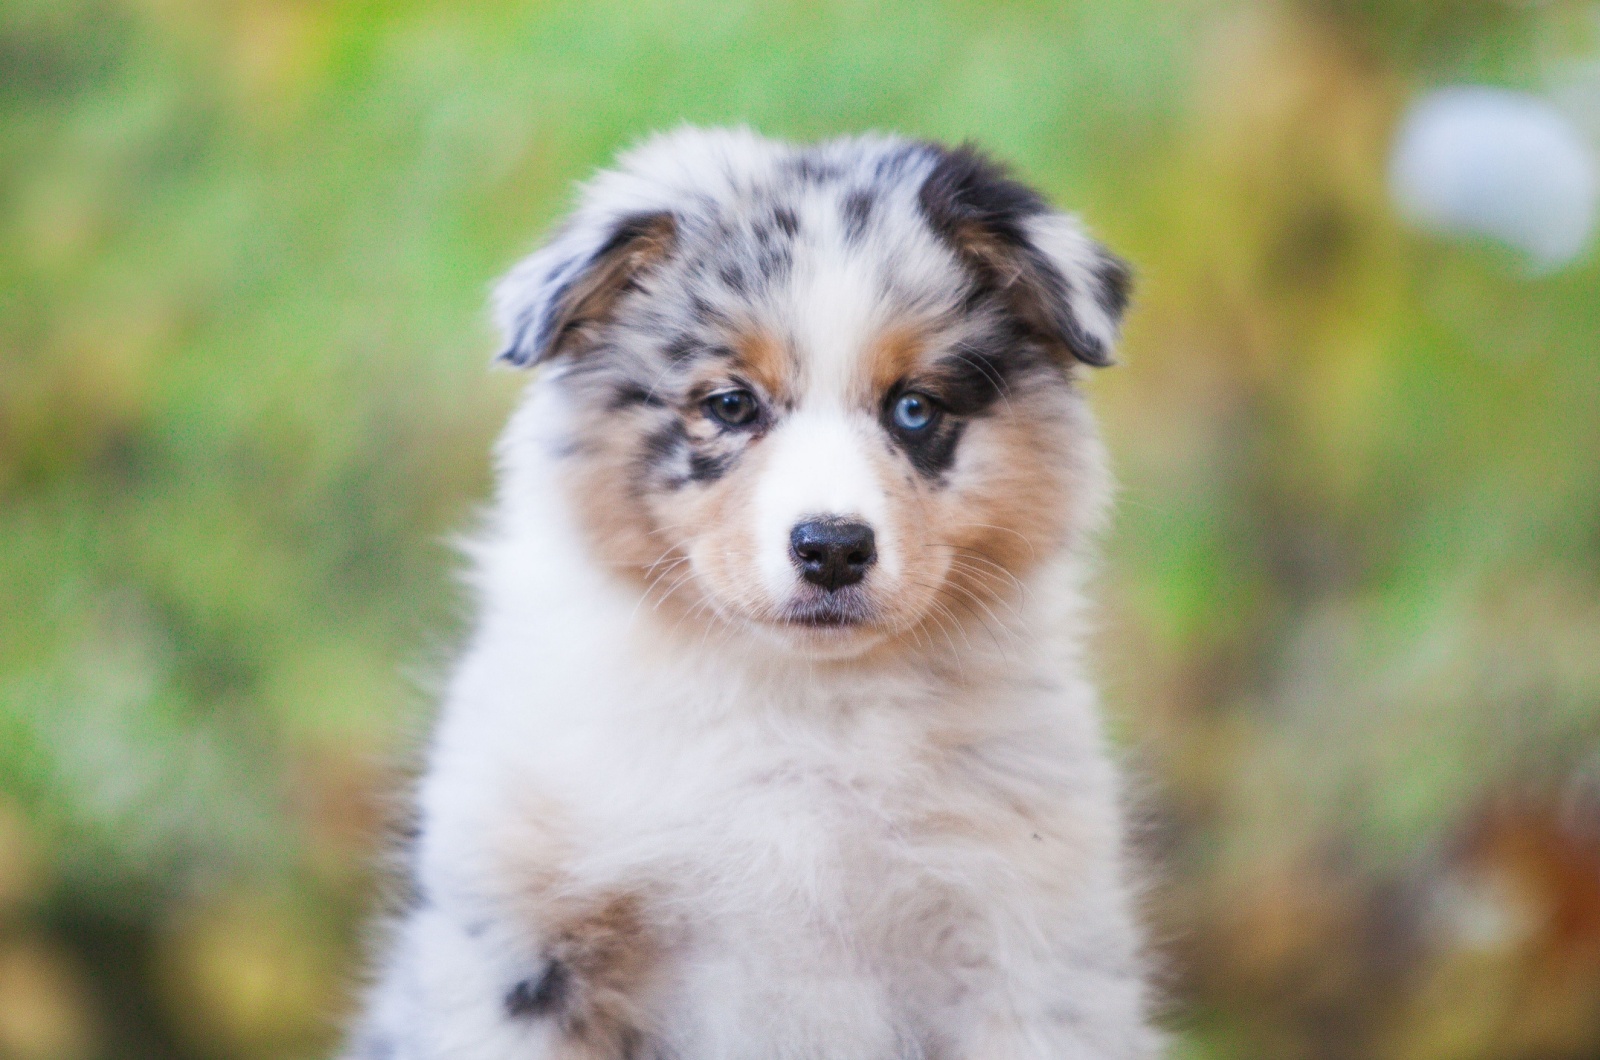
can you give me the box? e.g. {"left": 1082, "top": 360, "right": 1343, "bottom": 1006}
{"left": 704, "top": 388, "right": 760, "bottom": 428}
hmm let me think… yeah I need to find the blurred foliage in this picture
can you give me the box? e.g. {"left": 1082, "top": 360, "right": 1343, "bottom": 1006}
{"left": 2, "top": 0, "right": 1599, "bottom": 1058}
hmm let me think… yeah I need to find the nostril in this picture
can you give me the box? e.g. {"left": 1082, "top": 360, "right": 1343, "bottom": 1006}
{"left": 790, "top": 518, "right": 877, "bottom": 591}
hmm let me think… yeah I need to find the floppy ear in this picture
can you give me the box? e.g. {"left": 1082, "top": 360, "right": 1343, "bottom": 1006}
{"left": 917, "top": 144, "right": 1131, "bottom": 367}
{"left": 493, "top": 210, "right": 677, "bottom": 368}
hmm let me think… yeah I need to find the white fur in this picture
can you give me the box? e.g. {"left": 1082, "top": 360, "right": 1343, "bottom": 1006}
{"left": 1022, "top": 213, "right": 1123, "bottom": 357}
{"left": 752, "top": 412, "right": 896, "bottom": 600}
{"left": 345, "top": 128, "right": 1157, "bottom": 1060}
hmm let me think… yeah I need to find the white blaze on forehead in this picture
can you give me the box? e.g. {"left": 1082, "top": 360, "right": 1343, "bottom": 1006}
{"left": 753, "top": 411, "right": 899, "bottom": 599}
{"left": 746, "top": 205, "right": 940, "bottom": 601}
{"left": 786, "top": 243, "right": 885, "bottom": 408}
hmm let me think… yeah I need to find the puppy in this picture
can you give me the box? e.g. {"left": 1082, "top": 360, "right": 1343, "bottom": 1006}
{"left": 343, "top": 128, "right": 1157, "bottom": 1060}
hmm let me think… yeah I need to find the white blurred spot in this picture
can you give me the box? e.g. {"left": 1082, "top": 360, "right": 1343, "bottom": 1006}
{"left": 1389, "top": 86, "right": 1599, "bottom": 270}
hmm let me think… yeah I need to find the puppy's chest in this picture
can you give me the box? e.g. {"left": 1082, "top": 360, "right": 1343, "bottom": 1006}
{"left": 442, "top": 703, "right": 1074, "bottom": 1048}
{"left": 596, "top": 718, "right": 1051, "bottom": 943}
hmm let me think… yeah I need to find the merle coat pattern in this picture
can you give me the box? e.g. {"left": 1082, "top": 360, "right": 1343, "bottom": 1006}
{"left": 342, "top": 128, "right": 1156, "bottom": 1060}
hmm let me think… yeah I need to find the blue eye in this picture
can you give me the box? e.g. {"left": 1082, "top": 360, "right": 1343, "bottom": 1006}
{"left": 892, "top": 392, "right": 936, "bottom": 432}
{"left": 705, "top": 388, "right": 760, "bottom": 427}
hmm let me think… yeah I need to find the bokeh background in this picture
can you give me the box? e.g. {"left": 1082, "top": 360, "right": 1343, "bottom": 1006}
{"left": 3, "top": 0, "right": 1599, "bottom": 1057}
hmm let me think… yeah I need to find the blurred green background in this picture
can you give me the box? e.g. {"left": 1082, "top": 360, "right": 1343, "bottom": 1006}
{"left": 3, "top": 0, "right": 1599, "bottom": 1057}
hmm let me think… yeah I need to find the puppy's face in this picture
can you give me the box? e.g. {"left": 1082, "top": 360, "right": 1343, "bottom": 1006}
{"left": 496, "top": 132, "right": 1128, "bottom": 658}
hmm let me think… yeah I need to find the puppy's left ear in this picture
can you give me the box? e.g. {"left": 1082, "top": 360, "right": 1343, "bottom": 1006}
{"left": 494, "top": 210, "right": 677, "bottom": 368}
{"left": 1016, "top": 211, "right": 1132, "bottom": 368}
{"left": 918, "top": 144, "right": 1132, "bottom": 367}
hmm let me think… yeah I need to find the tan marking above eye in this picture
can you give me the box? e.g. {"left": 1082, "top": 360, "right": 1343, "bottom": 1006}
{"left": 729, "top": 327, "right": 792, "bottom": 399}
{"left": 867, "top": 324, "right": 930, "bottom": 397}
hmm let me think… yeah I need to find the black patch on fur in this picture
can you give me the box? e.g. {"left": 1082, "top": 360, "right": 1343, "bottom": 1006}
{"left": 841, "top": 188, "right": 875, "bottom": 241}
{"left": 881, "top": 382, "right": 966, "bottom": 481}
{"left": 687, "top": 449, "right": 737, "bottom": 483}
{"left": 1094, "top": 244, "right": 1133, "bottom": 319}
{"left": 754, "top": 244, "right": 792, "bottom": 284}
{"left": 917, "top": 143, "right": 1046, "bottom": 251}
{"left": 784, "top": 155, "right": 843, "bottom": 184}
{"left": 688, "top": 294, "right": 728, "bottom": 326}
{"left": 595, "top": 211, "right": 670, "bottom": 260}
{"left": 641, "top": 420, "right": 687, "bottom": 472}
{"left": 917, "top": 143, "right": 1126, "bottom": 369}
{"left": 998, "top": 244, "right": 1108, "bottom": 367}
{"left": 608, "top": 381, "right": 666, "bottom": 410}
{"left": 772, "top": 206, "right": 799, "bottom": 237}
{"left": 718, "top": 264, "right": 748, "bottom": 294}
{"left": 499, "top": 297, "right": 557, "bottom": 368}
{"left": 934, "top": 342, "right": 1022, "bottom": 418}
{"left": 958, "top": 278, "right": 992, "bottom": 314}
{"left": 506, "top": 961, "right": 568, "bottom": 1019}
{"left": 505, "top": 255, "right": 577, "bottom": 362}
{"left": 1057, "top": 296, "right": 1109, "bottom": 366}
{"left": 662, "top": 334, "right": 701, "bottom": 363}
{"left": 901, "top": 417, "right": 967, "bottom": 480}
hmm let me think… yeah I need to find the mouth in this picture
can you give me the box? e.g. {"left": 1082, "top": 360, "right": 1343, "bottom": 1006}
{"left": 780, "top": 597, "right": 871, "bottom": 629}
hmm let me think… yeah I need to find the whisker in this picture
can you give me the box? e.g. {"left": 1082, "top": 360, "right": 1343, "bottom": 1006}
{"left": 944, "top": 523, "right": 1037, "bottom": 560}
{"left": 944, "top": 581, "right": 1022, "bottom": 654}
{"left": 941, "top": 561, "right": 1025, "bottom": 620}
{"left": 900, "top": 572, "right": 1025, "bottom": 662}
{"left": 645, "top": 522, "right": 698, "bottom": 539}
{"left": 934, "top": 544, "right": 1026, "bottom": 594}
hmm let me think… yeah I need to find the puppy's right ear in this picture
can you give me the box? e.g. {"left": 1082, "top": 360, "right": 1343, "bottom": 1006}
{"left": 918, "top": 143, "right": 1131, "bottom": 368}
{"left": 493, "top": 210, "right": 677, "bottom": 368}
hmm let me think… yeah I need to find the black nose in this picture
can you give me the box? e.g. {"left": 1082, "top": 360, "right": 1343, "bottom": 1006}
{"left": 790, "top": 518, "right": 877, "bottom": 591}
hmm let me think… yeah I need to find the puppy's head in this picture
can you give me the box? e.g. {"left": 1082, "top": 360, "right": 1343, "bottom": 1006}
{"left": 496, "top": 129, "right": 1129, "bottom": 658}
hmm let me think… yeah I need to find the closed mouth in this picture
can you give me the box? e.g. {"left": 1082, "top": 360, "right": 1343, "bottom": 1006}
{"left": 782, "top": 601, "right": 869, "bottom": 629}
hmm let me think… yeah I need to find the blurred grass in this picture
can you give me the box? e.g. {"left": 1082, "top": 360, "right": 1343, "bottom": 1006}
{"left": 2, "top": 1, "right": 1599, "bottom": 1058}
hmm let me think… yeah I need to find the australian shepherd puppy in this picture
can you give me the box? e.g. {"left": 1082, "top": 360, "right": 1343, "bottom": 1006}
{"left": 344, "top": 127, "right": 1157, "bottom": 1060}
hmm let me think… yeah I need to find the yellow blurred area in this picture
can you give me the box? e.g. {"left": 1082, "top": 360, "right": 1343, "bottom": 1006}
{"left": 0, "top": 800, "right": 42, "bottom": 917}
{"left": 157, "top": 893, "right": 341, "bottom": 1057}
